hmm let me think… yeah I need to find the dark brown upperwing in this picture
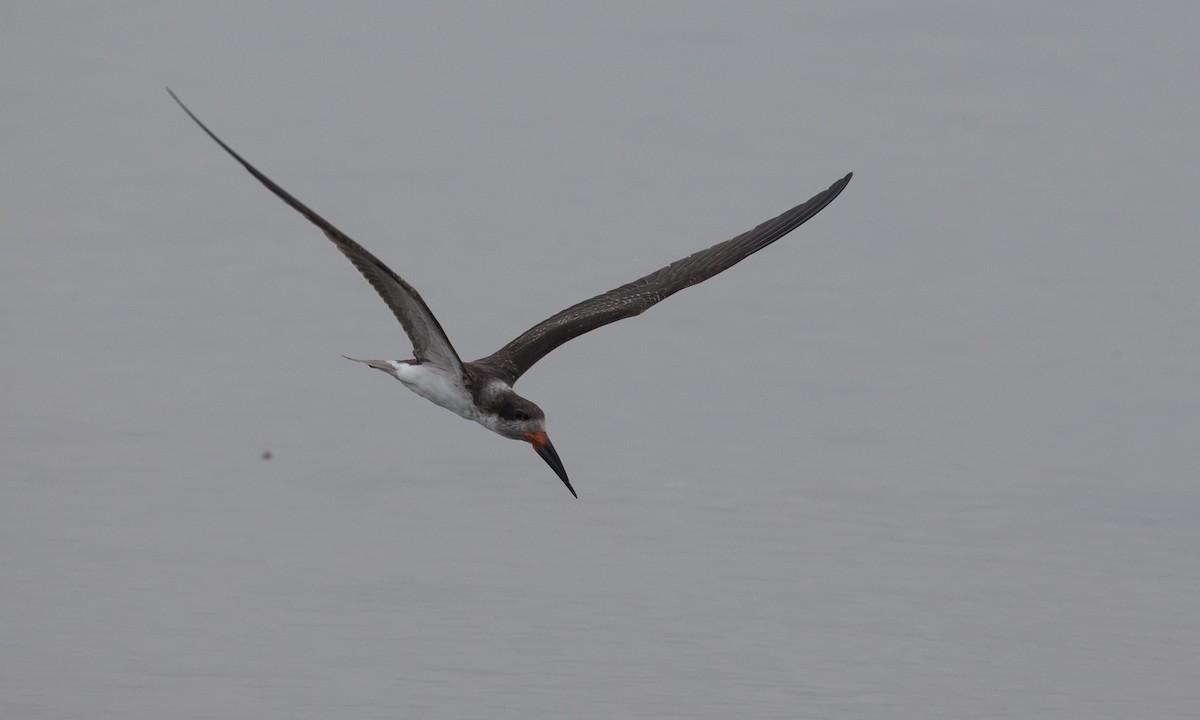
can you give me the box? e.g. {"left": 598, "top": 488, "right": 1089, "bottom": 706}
{"left": 474, "top": 172, "right": 851, "bottom": 385}
{"left": 169, "top": 89, "right": 467, "bottom": 378}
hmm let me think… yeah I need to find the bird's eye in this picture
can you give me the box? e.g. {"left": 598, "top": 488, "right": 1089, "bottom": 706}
{"left": 513, "top": 409, "right": 528, "bottom": 421}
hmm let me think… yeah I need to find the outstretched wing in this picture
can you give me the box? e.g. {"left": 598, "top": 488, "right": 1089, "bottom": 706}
{"left": 169, "top": 89, "right": 467, "bottom": 380}
{"left": 476, "top": 172, "right": 851, "bottom": 385}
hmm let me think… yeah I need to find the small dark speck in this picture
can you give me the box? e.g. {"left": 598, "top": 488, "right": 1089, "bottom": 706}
{"left": 261, "top": 451, "right": 273, "bottom": 461}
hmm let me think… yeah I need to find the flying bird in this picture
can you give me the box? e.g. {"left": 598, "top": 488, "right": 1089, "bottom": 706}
{"left": 168, "top": 89, "right": 851, "bottom": 498}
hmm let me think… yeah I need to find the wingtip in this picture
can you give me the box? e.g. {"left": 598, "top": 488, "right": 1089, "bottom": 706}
{"left": 822, "top": 171, "right": 853, "bottom": 201}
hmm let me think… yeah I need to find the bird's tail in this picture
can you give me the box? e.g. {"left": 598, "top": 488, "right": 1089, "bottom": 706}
{"left": 342, "top": 355, "right": 400, "bottom": 376}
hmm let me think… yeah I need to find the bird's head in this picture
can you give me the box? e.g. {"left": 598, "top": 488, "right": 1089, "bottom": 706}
{"left": 487, "top": 391, "right": 575, "bottom": 498}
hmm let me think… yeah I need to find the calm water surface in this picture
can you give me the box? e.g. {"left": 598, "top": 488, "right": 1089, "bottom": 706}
{"left": 3, "top": 3, "right": 1198, "bottom": 718}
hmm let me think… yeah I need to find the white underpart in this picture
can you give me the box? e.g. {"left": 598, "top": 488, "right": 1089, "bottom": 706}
{"left": 383, "top": 360, "right": 482, "bottom": 423}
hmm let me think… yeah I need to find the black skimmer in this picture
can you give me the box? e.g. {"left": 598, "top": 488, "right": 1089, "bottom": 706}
{"left": 169, "top": 89, "right": 851, "bottom": 498}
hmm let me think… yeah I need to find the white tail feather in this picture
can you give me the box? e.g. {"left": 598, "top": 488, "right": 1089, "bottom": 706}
{"left": 342, "top": 355, "right": 400, "bottom": 376}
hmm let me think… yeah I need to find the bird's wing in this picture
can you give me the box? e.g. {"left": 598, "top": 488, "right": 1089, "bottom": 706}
{"left": 169, "top": 89, "right": 467, "bottom": 380}
{"left": 475, "top": 172, "right": 851, "bottom": 385}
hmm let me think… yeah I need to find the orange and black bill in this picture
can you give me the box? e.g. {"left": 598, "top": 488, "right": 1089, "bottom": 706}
{"left": 526, "top": 432, "right": 575, "bottom": 498}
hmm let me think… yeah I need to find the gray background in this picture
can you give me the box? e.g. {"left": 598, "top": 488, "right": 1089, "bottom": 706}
{"left": 3, "top": 2, "right": 1198, "bottom": 718}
